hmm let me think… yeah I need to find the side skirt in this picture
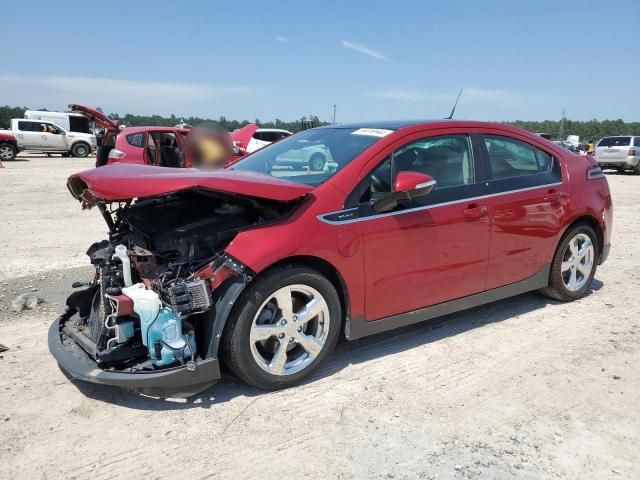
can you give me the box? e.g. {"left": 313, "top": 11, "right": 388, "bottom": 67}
{"left": 347, "top": 264, "right": 550, "bottom": 340}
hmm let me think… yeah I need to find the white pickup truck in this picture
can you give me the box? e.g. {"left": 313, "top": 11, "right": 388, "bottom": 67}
{"left": 2, "top": 116, "right": 96, "bottom": 157}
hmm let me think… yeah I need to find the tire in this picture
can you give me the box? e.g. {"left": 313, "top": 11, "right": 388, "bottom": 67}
{"left": 71, "top": 142, "right": 90, "bottom": 158}
{"left": 541, "top": 224, "right": 598, "bottom": 301}
{"left": 309, "top": 152, "right": 326, "bottom": 171}
{"left": 0, "top": 143, "right": 17, "bottom": 161}
{"left": 221, "top": 265, "right": 341, "bottom": 390}
{"left": 633, "top": 164, "right": 640, "bottom": 175}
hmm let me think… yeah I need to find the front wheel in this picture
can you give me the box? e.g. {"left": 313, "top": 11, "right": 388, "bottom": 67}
{"left": 0, "top": 143, "right": 17, "bottom": 161}
{"left": 71, "top": 143, "right": 90, "bottom": 158}
{"left": 221, "top": 265, "right": 341, "bottom": 390}
{"left": 309, "top": 152, "right": 326, "bottom": 171}
{"left": 541, "top": 225, "right": 598, "bottom": 301}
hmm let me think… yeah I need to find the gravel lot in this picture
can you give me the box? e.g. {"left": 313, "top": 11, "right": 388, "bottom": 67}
{"left": 0, "top": 157, "right": 638, "bottom": 479}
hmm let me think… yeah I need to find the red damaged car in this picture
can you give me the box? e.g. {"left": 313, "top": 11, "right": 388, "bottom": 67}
{"left": 70, "top": 104, "right": 255, "bottom": 168}
{"left": 49, "top": 120, "right": 612, "bottom": 395}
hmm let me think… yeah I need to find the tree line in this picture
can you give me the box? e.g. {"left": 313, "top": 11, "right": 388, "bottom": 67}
{"left": 1, "top": 105, "right": 638, "bottom": 139}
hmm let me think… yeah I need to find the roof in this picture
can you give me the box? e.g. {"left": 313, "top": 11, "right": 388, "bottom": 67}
{"left": 119, "top": 126, "right": 191, "bottom": 135}
{"left": 319, "top": 119, "right": 446, "bottom": 130}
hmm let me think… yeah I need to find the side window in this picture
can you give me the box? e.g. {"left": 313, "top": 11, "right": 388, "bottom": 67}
{"left": 253, "top": 131, "right": 266, "bottom": 142}
{"left": 635, "top": 137, "right": 640, "bottom": 147}
{"left": 17, "top": 121, "right": 34, "bottom": 131}
{"left": 359, "top": 134, "right": 475, "bottom": 203}
{"left": 126, "top": 133, "right": 144, "bottom": 147}
{"left": 484, "top": 135, "right": 548, "bottom": 179}
{"left": 534, "top": 147, "right": 553, "bottom": 172}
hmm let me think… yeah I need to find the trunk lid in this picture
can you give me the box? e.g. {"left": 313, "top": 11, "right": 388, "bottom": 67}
{"left": 68, "top": 104, "right": 120, "bottom": 132}
{"left": 68, "top": 163, "right": 313, "bottom": 206}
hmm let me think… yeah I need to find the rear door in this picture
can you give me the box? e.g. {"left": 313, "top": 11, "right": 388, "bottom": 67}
{"left": 596, "top": 136, "right": 631, "bottom": 162}
{"left": 477, "top": 133, "right": 567, "bottom": 289}
{"left": 15, "top": 121, "right": 43, "bottom": 148}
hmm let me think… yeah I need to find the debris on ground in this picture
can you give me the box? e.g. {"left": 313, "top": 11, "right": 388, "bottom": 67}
{"left": 0, "top": 343, "right": 8, "bottom": 353}
{"left": 10, "top": 292, "right": 42, "bottom": 312}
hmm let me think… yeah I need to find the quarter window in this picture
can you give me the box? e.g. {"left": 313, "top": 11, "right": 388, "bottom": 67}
{"left": 126, "top": 133, "right": 144, "bottom": 147}
{"left": 484, "top": 135, "right": 552, "bottom": 179}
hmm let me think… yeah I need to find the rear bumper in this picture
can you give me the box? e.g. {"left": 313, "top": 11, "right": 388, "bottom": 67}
{"left": 48, "top": 315, "right": 221, "bottom": 395}
{"left": 597, "top": 157, "right": 639, "bottom": 168}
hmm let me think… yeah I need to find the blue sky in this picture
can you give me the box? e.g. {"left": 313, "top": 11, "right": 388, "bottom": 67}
{"left": 1, "top": 0, "right": 638, "bottom": 122}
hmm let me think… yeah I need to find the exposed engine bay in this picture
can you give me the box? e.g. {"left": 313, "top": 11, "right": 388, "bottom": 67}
{"left": 60, "top": 189, "right": 294, "bottom": 373}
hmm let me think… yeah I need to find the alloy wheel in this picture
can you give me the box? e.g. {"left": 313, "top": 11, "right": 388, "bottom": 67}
{"left": 561, "top": 233, "right": 594, "bottom": 292}
{"left": 0, "top": 146, "right": 14, "bottom": 159}
{"left": 249, "top": 284, "right": 330, "bottom": 376}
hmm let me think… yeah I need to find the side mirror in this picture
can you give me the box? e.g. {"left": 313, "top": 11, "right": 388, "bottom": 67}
{"left": 372, "top": 171, "right": 436, "bottom": 213}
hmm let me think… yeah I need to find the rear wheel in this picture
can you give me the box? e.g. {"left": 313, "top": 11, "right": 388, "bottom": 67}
{"left": 0, "top": 143, "right": 17, "bottom": 161}
{"left": 633, "top": 163, "right": 640, "bottom": 175}
{"left": 221, "top": 265, "right": 341, "bottom": 390}
{"left": 71, "top": 142, "right": 90, "bottom": 158}
{"left": 541, "top": 225, "right": 598, "bottom": 301}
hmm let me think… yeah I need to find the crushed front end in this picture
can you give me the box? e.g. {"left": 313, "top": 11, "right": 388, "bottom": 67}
{"left": 49, "top": 173, "right": 300, "bottom": 396}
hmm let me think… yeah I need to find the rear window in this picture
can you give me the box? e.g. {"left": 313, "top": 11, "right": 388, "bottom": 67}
{"left": 598, "top": 136, "right": 631, "bottom": 147}
{"left": 126, "top": 133, "right": 144, "bottom": 147}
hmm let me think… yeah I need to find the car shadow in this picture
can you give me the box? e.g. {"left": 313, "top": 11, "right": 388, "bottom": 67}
{"left": 73, "top": 280, "right": 603, "bottom": 410}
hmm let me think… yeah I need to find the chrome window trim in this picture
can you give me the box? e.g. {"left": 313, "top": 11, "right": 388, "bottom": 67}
{"left": 317, "top": 181, "right": 563, "bottom": 225}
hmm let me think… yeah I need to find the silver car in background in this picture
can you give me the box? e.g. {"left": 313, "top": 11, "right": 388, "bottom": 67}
{"left": 596, "top": 136, "right": 640, "bottom": 174}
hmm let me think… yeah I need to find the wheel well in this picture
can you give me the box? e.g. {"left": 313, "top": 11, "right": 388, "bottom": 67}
{"left": 260, "top": 256, "right": 350, "bottom": 336}
{"left": 566, "top": 215, "right": 604, "bottom": 255}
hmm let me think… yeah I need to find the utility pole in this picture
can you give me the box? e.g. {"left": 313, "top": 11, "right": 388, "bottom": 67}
{"left": 558, "top": 109, "right": 566, "bottom": 141}
{"left": 332, "top": 104, "right": 336, "bottom": 124}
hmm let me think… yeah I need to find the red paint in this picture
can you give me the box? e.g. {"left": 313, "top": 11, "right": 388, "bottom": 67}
{"left": 69, "top": 104, "right": 120, "bottom": 131}
{"left": 394, "top": 171, "right": 434, "bottom": 192}
{"left": 67, "top": 163, "right": 313, "bottom": 203}
{"left": 72, "top": 121, "right": 613, "bottom": 326}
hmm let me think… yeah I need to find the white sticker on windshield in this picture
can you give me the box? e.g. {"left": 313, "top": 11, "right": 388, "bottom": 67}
{"left": 351, "top": 128, "right": 394, "bottom": 138}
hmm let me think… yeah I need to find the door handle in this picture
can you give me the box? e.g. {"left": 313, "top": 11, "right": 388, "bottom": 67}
{"left": 544, "top": 190, "right": 566, "bottom": 203}
{"left": 463, "top": 204, "right": 488, "bottom": 220}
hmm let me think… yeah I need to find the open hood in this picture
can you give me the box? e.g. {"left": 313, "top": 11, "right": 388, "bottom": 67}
{"left": 67, "top": 163, "right": 313, "bottom": 206}
{"left": 68, "top": 104, "right": 120, "bottom": 132}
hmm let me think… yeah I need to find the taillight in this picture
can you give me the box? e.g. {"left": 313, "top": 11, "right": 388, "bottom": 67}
{"left": 629, "top": 148, "right": 637, "bottom": 157}
{"left": 587, "top": 165, "right": 605, "bottom": 180}
{"left": 108, "top": 148, "right": 126, "bottom": 159}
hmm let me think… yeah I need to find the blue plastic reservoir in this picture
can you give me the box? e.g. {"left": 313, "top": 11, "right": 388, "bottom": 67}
{"left": 146, "top": 307, "right": 196, "bottom": 367}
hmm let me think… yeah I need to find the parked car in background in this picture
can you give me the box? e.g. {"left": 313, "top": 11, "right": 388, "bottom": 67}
{"left": 0, "top": 130, "right": 21, "bottom": 161}
{"left": 24, "top": 110, "right": 95, "bottom": 137}
{"left": 596, "top": 136, "right": 640, "bottom": 174}
{"left": 51, "top": 120, "right": 612, "bottom": 395}
{"left": 245, "top": 128, "right": 292, "bottom": 153}
{"left": 4, "top": 118, "right": 96, "bottom": 157}
{"left": 71, "top": 104, "right": 244, "bottom": 168}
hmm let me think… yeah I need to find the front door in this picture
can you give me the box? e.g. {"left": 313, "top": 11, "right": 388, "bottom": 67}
{"left": 40, "top": 123, "right": 68, "bottom": 150}
{"left": 356, "top": 132, "right": 491, "bottom": 321}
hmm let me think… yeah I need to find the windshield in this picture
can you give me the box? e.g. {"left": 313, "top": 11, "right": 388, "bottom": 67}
{"left": 231, "top": 127, "right": 387, "bottom": 186}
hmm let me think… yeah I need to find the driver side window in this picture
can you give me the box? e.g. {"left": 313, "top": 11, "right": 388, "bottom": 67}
{"left": 360, "top": 134, "right": 475, "bottom": 203}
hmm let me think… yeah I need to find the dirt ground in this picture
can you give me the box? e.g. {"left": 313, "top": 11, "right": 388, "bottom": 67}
{"left": 0, "top": 156, "right": 638, "bottom": 480}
